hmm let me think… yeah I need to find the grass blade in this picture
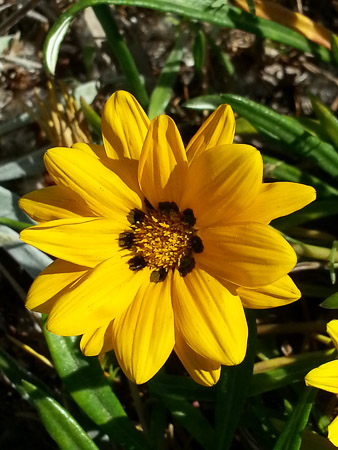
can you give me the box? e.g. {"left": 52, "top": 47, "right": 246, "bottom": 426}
{"left": 148, "top": 33, "right": 183, "bottom": 119}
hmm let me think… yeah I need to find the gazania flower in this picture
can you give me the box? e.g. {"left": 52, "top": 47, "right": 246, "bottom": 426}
{"left": 305, "top": 320, "right": 338, "bottom": 447}
{"left": 20, "top": 91, "right": 315, "bottom": 386}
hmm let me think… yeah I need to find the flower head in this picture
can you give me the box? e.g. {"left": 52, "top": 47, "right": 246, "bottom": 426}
{"left": 305, "top": 320, "right": 338, "bottom": 447}
{"left": 20, "top": 91, "right": 316, "bottom": 386}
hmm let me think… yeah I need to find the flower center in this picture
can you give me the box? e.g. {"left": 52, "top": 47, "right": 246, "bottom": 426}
{"left": 119, "top": 201, "right": 203, "bottom": 282}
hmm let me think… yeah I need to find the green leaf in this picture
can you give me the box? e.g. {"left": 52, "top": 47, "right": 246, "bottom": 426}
{"left": 214, "top": 309, "right": 257, "bottom": 450}
{"left": 42, "top": 319, "right": 150, "bottom": 450}
{"left": 251, "top": 349, "right": 336, "bottom": 397}
{"left": 0, "top": 217, "right": 32, "bottom": 232}
{"left": 273, "top": 387, "right": 317, "bottom": 450}
{"left": 80, "top": 97, "right": 101, "bottom": 137}
{"left": 193, "top": 28, "right": 206, "bottom": 76}
{"left": 246, "top": 0, "right": 256, "bottom": 16}
{"left": 148, "top": 33, "right": 183, "bottom": 120}
{"left": 0, "top": 350, "right": 99, "bottom": 450}
{"left": 219, "top": 93, "right": 338, "bottom": 179}
{"left": 309, "top": 93, "right": 338, "bottom": 149}
{"left": 206, "top": 33, "right": 234, "bottom": 77}
{"left": 331, "top": 34, "right": 338, "bottom": 66}
{"left": 320, "top": 291, "right": 338, "bottom": 309}
{"left": 263, "top": 155, "right": 338, "bottom": 199}
{"left": 43, "top": 0, "right": 332, "bottom": 81}
{"left": 156, "top": 395, "right": 214, "bottom": 449}
{"left": 92, "top": 4, "right": 149, "bottom": 108}
{"left": 22, "top": 380, "right": 100, "bottom": 450}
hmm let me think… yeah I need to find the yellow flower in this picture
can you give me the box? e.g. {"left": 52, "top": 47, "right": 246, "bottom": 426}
{"left": 305, "top": 320, "right": 338, "bottom": 447}
{"left": 20, "top": 91, "right": 316, "bottom": 386}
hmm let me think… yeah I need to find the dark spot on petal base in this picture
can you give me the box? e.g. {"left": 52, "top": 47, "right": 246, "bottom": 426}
{"left": 127, "top": 208, "right": 145, "bottom": 225}
{"left": 182, "top": 208, "right": 196, "bottom": 226}
{"left": 191, "top": 235, "right": 203, "bottom": 253}
{"left": 128, "top": 255, "right": 147, "bottom": 271}
{"left": 150, "top": 268, "right": 168, "bottom": 283}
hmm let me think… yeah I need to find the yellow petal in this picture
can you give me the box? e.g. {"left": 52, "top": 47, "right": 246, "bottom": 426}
{"left": 26, "top": 259, "right": 88, "bottom": 313}
{"left": 198, "top": 223, "right": 297, "bottom": 287}
{"left": 19, "top": 185, "right": 93, "bottom": 223}
{"left": 234, "top": 182, "right": 316, "bottom": 224}
{"left": 172, "top": 268, "right": 247, "bottom": 365}
{"left": 72, "top": 142, "right": 108, "bottom": 161}
{"left": 180, "top": 144, "right": 262, "bottom": 228}
{"left": 174, "top": 330, "right": 221, "bottom": 386}
{"left": 186, "top": 104, "right": 235, "bottom": 163}
{"left": 102, "top": 90, "right": 149, "bottom": 160}
{"left": 138, "top": 115, "right": 188, "bottom": 208}
{"left": 46, "top": 255, "right": 148, "bottom": 336}
{"left": 305, "top": 360, "right": 338, "bottom": 394}
{"left": 113, "top": 272, "right": 175, "bottom": 384}
{"left": 327, "top": 320, "right": 338, "bottom": 350}
{"left": 20, "top": 217, "right": 123, "bottom": 268}
{"left": 80, "top": 322, "right": 114, "bottom": 356}
{"left": 238, "top": 275, "right": 301, "bottom": 309}
{"left": 73, "top": 142, "right": 141, "bottom": 195}
{"left": 328, "top": 416, "right": 338, "bottom": 448}
{"left": 44, "top": 147, "right": 142, "bottom": 218}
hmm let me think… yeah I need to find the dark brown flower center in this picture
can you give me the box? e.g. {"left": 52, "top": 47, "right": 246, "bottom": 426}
{"left": 119, "top": 201, "right": 203, "bottom": 282}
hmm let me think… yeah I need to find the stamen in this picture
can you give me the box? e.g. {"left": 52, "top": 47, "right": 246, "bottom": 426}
{"left": 158, "top": 201, "right": 179, "bottom": 213}
{"left": 119, "top": 232, "right": 134, "bottom": 249}
{"left": 127, "top": 208, "right": 145, "bottom": 225}
{"left": 120, "top": 203, "right": 203, "bottom": 281}
{"left": 182, "top": 208, "right": 196, "bottom": 226}
{"left": 191, "top": 235, "right": 204, "bottom": 253}
{"left": 128, "top": 255, "right": 147, "bottom": 271}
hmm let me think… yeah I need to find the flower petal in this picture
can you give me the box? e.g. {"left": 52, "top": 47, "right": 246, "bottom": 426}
{"left": 174, "top": 330, "right": 221, "bottom": 386}
{"left": 19, "top": 185, "right": 93, "bottom": 223}
{"left": 186, "top": 104, "right": 235, "bottom": 163}
{"left": 198, "top": 223, "right": 297, "bottom": 287}
{"left": 305, "top": 360, "right": 338, "bottom": 394}
{"left": 138, "top": 115, "right": 188, "bottom": 208}
{"left": 238, "top": 275, "right": 301, "bottom": 309}
{"left": 328, "top": 416, "right": 338, "bottom": 448}
{"left": 26, "top": 259, "right": 88, "bottom": 313}
{"left": 101, "top": 90, "right": 149, "bottom": 160}
{"left": 327, "top": 320, "right": 338, "bottom": 350}
{"left": 113, "top": 272, "right": 175, "bottom": 384}
{"left": 80, "top": 322, "right": 114, "bottom": 356}
{"left": 234, "top": 182, "right": 316, "bottom": 223}
{"left": 172, "top": 268, "right": 247, "bottom": 365}
{"left": 180, "top": 144, "right": 263, "bottom": 228}
{"left": 20, "top": 217, "right": 124, "bottom": 268}
{"left": 44, "top": 147, "right": 142, "bottom": 218}
{"left": 46, "top": 255, "right": 148, "bottom": 336}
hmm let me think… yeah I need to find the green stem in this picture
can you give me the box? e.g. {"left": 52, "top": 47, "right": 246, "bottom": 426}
{"left": 92, "top": 4, "right": 149, "bottom": 108}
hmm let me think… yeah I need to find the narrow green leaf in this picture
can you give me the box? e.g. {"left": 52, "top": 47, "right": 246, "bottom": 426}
{"left": 330, "top": 241, "right": 338, "bottom": 284}
{"left": 320, "top": 292, "right": 338, "bottom": 309}
{"left": 0, "top": 350, "right": 99, "bottom": 450}
{"left": 147, "top": 34, "right": 183, "bottom": 120}
{"left": 80, "top": 97, "right": 101, "bottom": 137}
{"left": 22, "top": 380, "right": 100, "bottom": 450}
{"left": 246, "top": 0, "right": 256, "bottom": 16}
{"left": 220, "top": 93, "right": 338, "bottom": 179}
{"left": 193, "top": 28, "right": 206, "bottom": 76}
{"left": 157, "top": 395, "right": 214, "bottom": 449}
{"left": 263, "top": 155, "right": 338, "bottom": 198}
{"left": 42, "top": 0, "right": 332, "bottom": 81}
{"left": 251, "top": 349, "right": 336, "bottom": 397}
{"left": 42, "top": 319, "right": 150, "bottom": 450}
{"left": 331, "top": 34, "right": 338, "bottom": 66}
{"left": 0, "top": 217, "right": 32, "bottom": 232}
{"left": 214, "top": 309, "right": 257, "bottom": 450}
{"left": 207, "top": 33, "right": 234, "bottom": 77}
{"left": 309, "top": 93, "right": 338, "bottom": 148}
{"left": 92, "top": 4, "right": 149, "bottom": 108}
{"left": 273, "top": 387, "right": 317, "bottom": 450}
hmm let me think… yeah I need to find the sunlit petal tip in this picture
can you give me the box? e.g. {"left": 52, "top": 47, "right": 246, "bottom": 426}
{"left": 80, "top": 325, "right": 111, "bottom": 356}
{"left": 327, "top": 320, "right": 338, "bottom": 349}
{"left": 101, "top": 90, "right": 149, "bottom": 161}
{"left": 328, "top": 417, "right": 338, "bottom": 448}
{"left": 305, "top": 360, "right": 338, "bottom": 394}
{"left": 186, "top": 103, "right": 236, "bottom": 162}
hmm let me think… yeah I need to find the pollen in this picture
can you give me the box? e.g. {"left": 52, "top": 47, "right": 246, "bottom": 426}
{"left": 119, "top": 202, "right": 203, "bottom": 281}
